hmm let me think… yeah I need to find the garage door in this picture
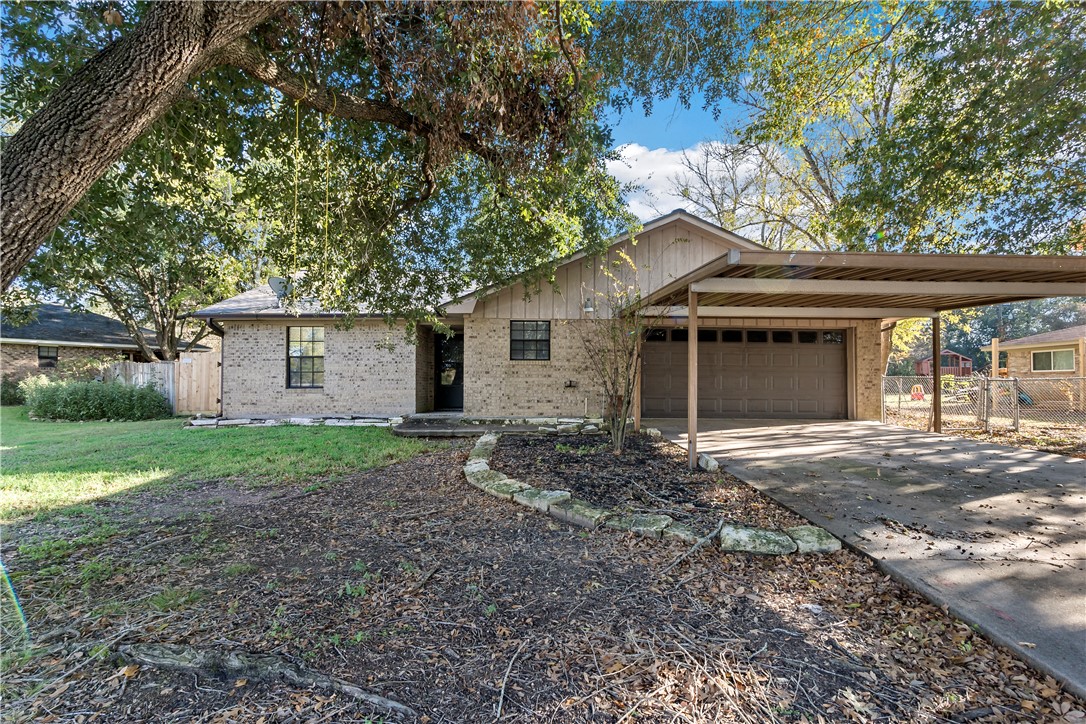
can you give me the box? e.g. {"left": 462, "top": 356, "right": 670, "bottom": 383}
{"left": 641, "top": 328, "right": 847, "bottom": 419}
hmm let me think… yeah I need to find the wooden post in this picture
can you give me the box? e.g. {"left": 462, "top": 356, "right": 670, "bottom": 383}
{"left": 990, "top": 336, "right": 1000, "bottom": 377}
{"left": 688, "top": 289, "right": 698, "bottom": 469}
{"left": 632, "top": 332, "right": 642, "bottom": 432}
{"left": 932, "top": 316, "right": 942, "bottom": 433}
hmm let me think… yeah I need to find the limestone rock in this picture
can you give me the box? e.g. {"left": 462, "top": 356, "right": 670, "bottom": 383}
{"left": 643, "top": 428, "right": 662, "bottom": 439}
{"left": 661, "top": 523, "right": 699, "bottom": 544}
{"left": 785, "top": 525, "right": 842, "bottom": 554}
{"left": 479, "top": 478, "right": 534, "bottom": 501}
{"left": 548, "top": 498, "right": 610, "bottom": 529}
{"left": 512, "top": 488, "right": 571, "bottom": 513}
{"left": 606, "top": 514, "right": 674, "bottom": 539}
{"left": 718, "top": 525, "right": 797, "bottom": 555}
{"left": 188, "top": 418, "right": 218, "bottom": 427}
{"left": 698, "top": 453, "right": 720, "bottom": 472}
{"left": 556, "top": 424, "right": 580, "bottom": 433}
{"left": 218, "top": 419, "right": 252, "bottom": 426}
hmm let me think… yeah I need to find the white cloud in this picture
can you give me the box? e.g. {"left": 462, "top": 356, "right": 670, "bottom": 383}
{"left": 606, "top": 143, "right": 696, "bottom": 221}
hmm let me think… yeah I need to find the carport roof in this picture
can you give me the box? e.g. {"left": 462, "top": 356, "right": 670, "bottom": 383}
{"left": 643, "top": 249, "right": 1086, "bottom": 319}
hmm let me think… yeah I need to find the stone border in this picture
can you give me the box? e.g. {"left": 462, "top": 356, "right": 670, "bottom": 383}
{"left": 186, "top": 415, "right": 403, "bottom": 429}
{"left": 462, "top": 433, "right": 841, "bottom": 556}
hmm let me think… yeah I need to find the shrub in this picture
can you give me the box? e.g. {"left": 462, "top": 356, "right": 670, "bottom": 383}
{"left": 22, "top": 378, "right": 171, "bottom": 421}
{"left": 1, "top": 376, "right": 25, "bottom": 406}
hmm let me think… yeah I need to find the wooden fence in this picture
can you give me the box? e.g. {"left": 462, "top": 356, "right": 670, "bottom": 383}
{"left": 103, "top": 354, "right": 220, "bottom": 415}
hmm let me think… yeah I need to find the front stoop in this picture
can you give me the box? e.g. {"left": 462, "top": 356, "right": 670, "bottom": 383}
{"left": 461, "top": 434, "right": 842, "bottom": 556}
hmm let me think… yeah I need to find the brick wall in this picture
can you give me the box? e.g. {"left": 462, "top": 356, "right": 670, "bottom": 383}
{"left": 464, "top": 317, "right": 603, "bottom": 417}
{"left": 221, "top": 320, "right": 417, "bottom": 417}
{"left": 1, "top": 343, "right": 126, "bottom": 381}
{"left": 853, "top": 319, "right": 882, "bottom": 421}
{"left": 415, "top": 330, "right": 434, "bottom": 413}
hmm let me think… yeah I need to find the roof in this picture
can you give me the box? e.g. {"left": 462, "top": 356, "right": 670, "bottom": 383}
{"left": 197, "top": 210, "right": 767, "bottom": 319}
{"left": 1, "top": 304, "right": 210, "bottom": 351}
{"left": 642, "top": 248, "right": 1086, "bottom": 320}
{"left": 992, "top": 324, "right": 1086, "bottom": 349}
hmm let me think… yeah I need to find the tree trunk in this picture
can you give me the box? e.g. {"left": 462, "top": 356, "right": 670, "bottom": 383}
{"left": 0, "top": 1, "right": 279, "bottom": 290}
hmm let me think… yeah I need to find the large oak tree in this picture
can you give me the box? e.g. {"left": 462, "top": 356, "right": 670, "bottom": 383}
{"left": 1, "top": 0, "right": 622, "bottom": 291}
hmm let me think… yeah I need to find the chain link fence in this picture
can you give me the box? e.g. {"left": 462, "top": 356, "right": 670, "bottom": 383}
{"left": 882, "top": 375, "right": 1086, "bottom": 432}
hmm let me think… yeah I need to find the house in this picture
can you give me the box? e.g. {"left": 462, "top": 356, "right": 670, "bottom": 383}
{"left": 194, "top": 210, "right": 1086, "bottom": 447}
{"left": 914, "top": 349, "right": 973, "bottom": 377}
{"left": 0, "top": 304, "right": 209, "bottom": 381}
{"left": 982, "top": 325, "right": 1086, "bottom": 378}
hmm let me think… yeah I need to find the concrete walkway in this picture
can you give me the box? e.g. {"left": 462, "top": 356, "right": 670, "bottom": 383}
{"left": 648, "top": 418, "right": 1086, "bottom": 698}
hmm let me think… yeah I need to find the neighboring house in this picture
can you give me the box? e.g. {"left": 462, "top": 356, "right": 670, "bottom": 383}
{"left": 0, "top": 304, "right": 207, "bottom": 381}
{"left": 914, "top": 349, "right": 973, "bottom": 377}
{"left": 194, "top": 210, "right": 1086, "bottom": 426}
{"left": 982, "top": 325, "right": 1086, "bottom": 379}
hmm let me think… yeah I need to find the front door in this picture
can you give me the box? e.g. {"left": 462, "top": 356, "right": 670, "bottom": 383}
{"left": 435, "top": 331, "right": 464, "bottom": 410}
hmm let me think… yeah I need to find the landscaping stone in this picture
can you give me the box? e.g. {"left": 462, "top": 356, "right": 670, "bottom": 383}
{"left": 289, "top": 418, "right": 317, "bottom": 425}
{"left": 218, "top": 419, "right": 252, "bottom": 426}
{"left": 606, "top": 514, "right": 674, "bottom": 539}
{"left": 537, "top": 426, "right": 558, "bottom": 433}
{"left": 478, "top": 478, "right": 534, "bottom": 501}
{"left": 661, "top": 523, "right": 699, "bottom": 544}
{"left": 581, "top": 425, "right": 598, "bottom": 433}
{"left": 465, "top": 468, "right": 507, "bottom": 488}
{"left": 556, "top": 423, "right": 580, "bottom": 433}
{"left": 718, "top": 525, "right": 798, "bottom": 555}
{"left": 558, "top": 418, "right": 583, "bottom": 425}
{"left": 548, "top": 498, "right": 610, "bottom": 529}
{"left": 188, "top": 419, "right": 218, "bottom": 427}
{"left": 512, "top": 488, "right": 571, "bottom": 513}
{"left": 463, "top": 459, "right": 490, "bottom": 475}
{"left": 786, "top": 525, "right": 842, "bottom": 554}
{"left": 643, "top": 428, "right": 662, "bottom": 439}
{"left": 698, "top": 453, "right": 720, "bottom": 472}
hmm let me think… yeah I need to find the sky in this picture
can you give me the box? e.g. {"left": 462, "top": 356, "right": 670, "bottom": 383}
{"left": 604, "top": 93, "right": 744, "bottom": 222}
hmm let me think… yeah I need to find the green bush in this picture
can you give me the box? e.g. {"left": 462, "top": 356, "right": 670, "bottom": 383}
{"left": 21, "top": 377, "right": 171, "bottom": 421}
{"left": 1, "top": 376, "right": 25, "bottom": 406}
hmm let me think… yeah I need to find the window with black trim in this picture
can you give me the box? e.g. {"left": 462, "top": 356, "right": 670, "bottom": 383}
{"left": 644, "top": 329, "right": 667, "bottom": 342}
{"left": 797, "top": 331, "right": 818, "bottom": 344}
{"left": 746, "top": 330, "right": 768, "bottom": 343}
{"left": 697, "top": 329, "right": 718, "bottom": 343}
{"left": 670, "top": 329, "right": 689, "bottom": 342}
{"left": 822, "top": 331, "right": 844, "bottom": 345}
{"left": 287, "top": 326, "right": 325, "bottom": 388}
{"left": 510, "top": 321, "right": 550, "bottom": 360}
{"left": 772, "top": 330, "right": 794, "bottom": 344}
{"left": 38, "top": 346, "right": 58, "bottom": 369}
{"left": 721, "top": 329, "right": 743, "bottom": 343}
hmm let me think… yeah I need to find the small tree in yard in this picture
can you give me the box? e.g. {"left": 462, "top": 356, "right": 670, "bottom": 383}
{"left": 578, "top": 250, "right": 663, "bottom": 454}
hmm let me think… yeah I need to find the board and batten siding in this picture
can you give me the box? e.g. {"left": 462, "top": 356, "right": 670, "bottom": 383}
{"left": 473, "top": 221, "right": 742, "bottom": 321}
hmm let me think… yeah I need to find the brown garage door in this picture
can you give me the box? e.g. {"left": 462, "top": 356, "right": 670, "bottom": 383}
{"left": 641, "top": 328, "right": 847, "bottom": 419}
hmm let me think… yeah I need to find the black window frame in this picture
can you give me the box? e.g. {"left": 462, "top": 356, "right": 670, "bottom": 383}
{"left": 286, "top": 326, "right": 325, "bottom": 388}
{"left": 772, "top": 330, "right": 794, "bottom": 344}
{"left": 510, "top": 321, "right": 550, "bottom": 361}
{"left": 37, "top": 345, "right": 58, "bottom": 369}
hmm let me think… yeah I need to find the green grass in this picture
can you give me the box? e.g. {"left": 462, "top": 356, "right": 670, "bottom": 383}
{"left": 0, "top": 407, "right": 431, "bottom": 521}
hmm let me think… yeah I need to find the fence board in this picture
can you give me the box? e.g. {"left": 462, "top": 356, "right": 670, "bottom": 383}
{"left": 104, "top": 355, "right": 219, "bottom": 415}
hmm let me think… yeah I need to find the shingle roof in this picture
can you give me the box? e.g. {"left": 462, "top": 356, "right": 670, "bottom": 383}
{"left": 194, "top": 285, "right": 358, "bottom": 318}
{"left": 999, "top": 324, "right": 1086, "bottom": 348}
{"left": 1, "top": 304, "right": 209, "bottom": 351}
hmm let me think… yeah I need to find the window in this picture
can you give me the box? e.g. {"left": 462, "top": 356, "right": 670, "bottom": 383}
{"left": 670, "top": 329, "right": 689, "bottom": 342}
{"left": 287, "top": 326, "right": 324, "bottom": 388}
{"left": 697, "top": 329, "right": 718, "bottom": 343}
{"left": 510, "top": 321, "right": 550, "bottom": 360}
{"left": 746, "top": 330, "right": 768, "bottom": 343}
{"left": 1032, "top": 348, "right": 1075, "bottom": 372}
{"left": 822, "top": 331, "right": 845, "bottom": 345}
{"left": 797, "top": 331, "right": 818, "bottom": 344}
{"left": 37, "top": 346, "right": 58, "bottom": 369}
{"left": 644, "top": 329, "right": 667, "bottom": 342}
{"left": 721, "top": 329, "right": 743, "bottom": 343}
{"left": 772, "top": 330, "right": 794, "bottom": 344}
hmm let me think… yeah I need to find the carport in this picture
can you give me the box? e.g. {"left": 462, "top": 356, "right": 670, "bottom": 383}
{"left": 637, "top": 249, "right": 1086, "bottom": 468}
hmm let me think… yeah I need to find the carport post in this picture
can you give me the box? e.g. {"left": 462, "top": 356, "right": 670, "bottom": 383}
{"left": 688, "top": 289, "right": 698, "bottom": 469}
{"left": 932, "top": 316, "right": 942, "bottom": 433}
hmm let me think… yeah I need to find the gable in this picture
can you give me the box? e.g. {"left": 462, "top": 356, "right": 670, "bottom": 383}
{"left": 473, "top": 215, "right": 754, "bottom": 320}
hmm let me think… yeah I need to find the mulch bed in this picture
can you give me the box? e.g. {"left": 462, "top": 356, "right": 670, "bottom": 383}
{"left": 2, "top": 441, "right": 1083, "bottom": 722}
{"left": 490, "top": 434, "right": 807, "bottom": 533}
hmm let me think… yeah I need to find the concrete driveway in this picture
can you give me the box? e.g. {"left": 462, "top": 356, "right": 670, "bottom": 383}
{"left": 648, "top": 418, "right": 1086, "bottom": 698}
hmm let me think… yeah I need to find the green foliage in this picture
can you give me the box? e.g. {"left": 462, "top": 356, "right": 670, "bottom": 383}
{"left": 20, "top": 378, "right": 171, "bottom": 422}
{"left": 1, "top": 377, "right": 25, "bottom": 406}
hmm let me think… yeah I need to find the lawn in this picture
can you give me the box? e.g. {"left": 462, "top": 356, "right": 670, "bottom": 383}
{"left": 0, "top": 407, "right": 431, "bottom": 521}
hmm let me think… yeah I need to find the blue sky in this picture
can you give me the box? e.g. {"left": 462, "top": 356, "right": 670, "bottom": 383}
{"left": 604, "top": 93, "right": 743, "bottom": 221}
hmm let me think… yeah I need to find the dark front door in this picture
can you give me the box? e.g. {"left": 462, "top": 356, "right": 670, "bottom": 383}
{"left": 435, "top": 331, "right": 464, "bottom": 410}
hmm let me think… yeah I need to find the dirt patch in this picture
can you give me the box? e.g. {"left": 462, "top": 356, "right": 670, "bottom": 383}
{"left": 2, "top": 443, "right": 1082, "bottom": 722}
{"left": 886, "top": 412, "right": 1085, "bottom": 458}
{"left": 491, "top": 433, "right": 807, "bottom": 533}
